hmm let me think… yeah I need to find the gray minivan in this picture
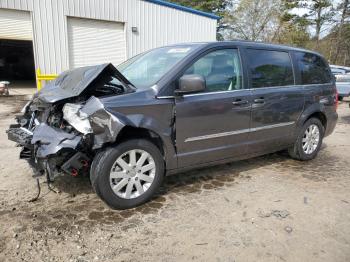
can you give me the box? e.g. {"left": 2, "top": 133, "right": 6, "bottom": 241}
{"left": 8, "top": 41, "right": 338, "bottom": 209}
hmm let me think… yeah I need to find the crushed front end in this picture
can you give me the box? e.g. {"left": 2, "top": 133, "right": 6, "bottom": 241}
{"left": 8, "top": 101, "right": 93, "bottom": 180}
{"left": 7, "top": 63, "right": 134, "bottom": 181}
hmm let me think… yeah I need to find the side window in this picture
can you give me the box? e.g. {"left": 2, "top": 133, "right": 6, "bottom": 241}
{"left": 246, "top": 49, "right": 294, "bottom": 88}
{"left": 183, "top": 49, "right": 243, "bottom": 92}
{"left": 295, "top": 52, "right": 332, "bottom": 84}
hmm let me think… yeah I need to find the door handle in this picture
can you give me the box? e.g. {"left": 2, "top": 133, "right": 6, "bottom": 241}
{"left": 253, "top": 98, "right": 265, "bottom": 104}
{"left": 232, "top": 100, "right": 249, "bottom": 106}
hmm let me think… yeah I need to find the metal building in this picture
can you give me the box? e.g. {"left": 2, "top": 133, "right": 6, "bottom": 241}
{"left": 0, "top": 0, "right": 218, "bottom": 88}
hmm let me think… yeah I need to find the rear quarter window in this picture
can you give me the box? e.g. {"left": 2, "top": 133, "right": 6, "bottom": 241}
{"left": 246, "top": 49, "right": 294, "bottom": 88}
{"left": 295, "top": 52, "right": 332, "bottom": 84}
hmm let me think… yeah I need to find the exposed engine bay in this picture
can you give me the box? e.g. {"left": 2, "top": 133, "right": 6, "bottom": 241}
{"left": 7, "top": 63, "right": 134, "bottom": 181}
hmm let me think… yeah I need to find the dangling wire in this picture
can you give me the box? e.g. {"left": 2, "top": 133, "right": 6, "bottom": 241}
{"left": 28, "top": 178, "right": 41, "bottom": 202}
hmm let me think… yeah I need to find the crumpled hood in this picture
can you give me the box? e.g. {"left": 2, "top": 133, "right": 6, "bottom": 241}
{"left": 36, "top": 63, "right": 132, "bottom": 103}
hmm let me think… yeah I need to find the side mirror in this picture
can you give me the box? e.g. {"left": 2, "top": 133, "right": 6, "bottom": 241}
{"left": 175, "top": 74, "right": 205, "bottom": 95}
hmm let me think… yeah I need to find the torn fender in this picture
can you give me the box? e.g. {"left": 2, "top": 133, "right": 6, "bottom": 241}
{"left": 62, "top": 96, "right": 174, "bottom": 154}
{"left": 63, "top": 96, "right": 125, "bottom": 149}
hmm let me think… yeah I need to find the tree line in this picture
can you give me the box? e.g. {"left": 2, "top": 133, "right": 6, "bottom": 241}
{"left": 170, "top": 0, "right": 350, "bottom": 66}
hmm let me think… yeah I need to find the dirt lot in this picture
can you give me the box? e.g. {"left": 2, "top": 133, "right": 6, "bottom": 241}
{"left": 0, "top": 96, "right": 349, "bottom": 262}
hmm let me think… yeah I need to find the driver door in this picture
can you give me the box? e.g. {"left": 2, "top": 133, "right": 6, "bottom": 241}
{"left": 175, "top": 48, "right": 252, "bottom": 168}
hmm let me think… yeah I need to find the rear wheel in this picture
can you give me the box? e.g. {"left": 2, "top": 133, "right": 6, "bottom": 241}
{"left": 91, "top": 139, "right": 164, "bottom": 209}
{"left": 288, "top": 118, "right": 324, "bottom": 161}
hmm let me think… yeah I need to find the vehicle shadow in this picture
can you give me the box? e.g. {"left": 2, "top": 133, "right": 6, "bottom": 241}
{"left": 25, "top": 151, "right": 288, "bottom": 230}
{"left": 50, "top": 151, "right": 292, "bottom": 213}
{"left": 13, "top": 147, "right": 346, "bottom": 232}
{"left": 52, "top": 151, "right": 291, "bottom": 197}
{"left": 159, "top": 151, "right": 291, "bottom": 196}
{"left": 51, "top": 144, "right": 345, "bottom": 204}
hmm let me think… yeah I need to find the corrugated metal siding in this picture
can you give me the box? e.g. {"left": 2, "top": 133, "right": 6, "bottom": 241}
{"left": 67, "top": 17, "right": 126, "bottom": 68}
{"left": 0, "top": 0, "right": 33, "bottom": 11}
{"left": 0, "top": 9, "right": 32, "bottom": 40}
{"left": 0, "top": 0, "right": 217, "bottom": 75}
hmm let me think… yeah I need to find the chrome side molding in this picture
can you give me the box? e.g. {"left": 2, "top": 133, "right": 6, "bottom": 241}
{"left": 185, "top": 121, "right": 295, "bottom": 142}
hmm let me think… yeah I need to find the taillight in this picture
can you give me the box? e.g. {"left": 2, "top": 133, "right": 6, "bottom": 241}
{"left": 335, "top": 88, "right": 339, "bottom": 111}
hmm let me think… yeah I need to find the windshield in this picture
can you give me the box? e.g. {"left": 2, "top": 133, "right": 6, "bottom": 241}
{"left": 117, "top": 46, "right": 198, "bottom": 88}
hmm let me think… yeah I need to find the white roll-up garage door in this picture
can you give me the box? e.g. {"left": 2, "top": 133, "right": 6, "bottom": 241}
{"left": 68, "top": 17, "right": 126, "bottom": 69}
{"left": 0, "top": 9, "right": 32, "bottom": 40}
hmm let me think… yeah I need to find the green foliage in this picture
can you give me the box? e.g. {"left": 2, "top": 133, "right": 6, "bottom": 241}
{"left": 273, "top": 0, "right": 311, "bottom": 46}
{"left": 277, "top": 24, "right": 310, "bottom": 47}
{"left": 168, "top": 0, "right": 228, "bottom": 13}
{"left": 168, "top": 0, "right": 350, "bottom": 66}
{"left": 168, "top": 0, "right": 230, "bottom": 39}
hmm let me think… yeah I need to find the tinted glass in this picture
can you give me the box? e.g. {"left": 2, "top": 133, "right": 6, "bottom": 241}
{"left": 183, "top": 49, "right": 243, "bottom": 92}
{"left": 295, "top": 52, "right": 331, "bottom": 84}
{"left": 246, "top": 49, "right": 294, "bottom": 88}
{"left": 117, "top": 46, "right": 198, "bottom": 88}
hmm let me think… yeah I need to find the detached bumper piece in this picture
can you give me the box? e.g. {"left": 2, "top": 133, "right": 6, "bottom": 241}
{"left": 7, "top": 122, "right": 90, "bottom": 180}
{"left": 7, "top": 125, "right": 36, "bottom": 162}
{"left": 31, "top": 123, "right": 81, "bottom": 158}
{"left": 7, "top": 124, "right": 33, "bottom": 147}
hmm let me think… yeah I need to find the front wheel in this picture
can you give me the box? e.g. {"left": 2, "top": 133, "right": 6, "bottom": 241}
{"left": 91, "top": 139, "right": 164, "bottom": 209}
{"left": 288, "top": 118, "right": 324, "bottom": 161}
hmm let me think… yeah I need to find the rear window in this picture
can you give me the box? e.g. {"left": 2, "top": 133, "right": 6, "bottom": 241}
{"left": 246, "top": 49, "right": 294, "bottom": 88}
{"left": 295, "top": 52, "right": 332, "bottom": 84}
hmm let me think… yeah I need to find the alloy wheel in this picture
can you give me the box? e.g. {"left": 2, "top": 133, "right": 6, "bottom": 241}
{"left": 302, "top": 124, "right": 320, "bottom": 155}
{"left": 109, "top": 149, "right": 156, "bottom": 199}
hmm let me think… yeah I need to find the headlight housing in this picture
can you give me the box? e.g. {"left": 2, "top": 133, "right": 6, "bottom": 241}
{"left": 62, "top": 103, "right": 92, "bottom": 134}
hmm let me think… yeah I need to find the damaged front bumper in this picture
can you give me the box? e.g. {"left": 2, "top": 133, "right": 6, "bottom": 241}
{"left": 7, "top": 63, "right": 134, "bottom": 181}
{"left": 7, "top": 96, "right": 125, "bottom": 181}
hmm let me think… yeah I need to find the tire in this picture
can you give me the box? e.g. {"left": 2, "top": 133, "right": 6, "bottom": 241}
{"left": 90, "top": 149, "right": 108, "bottom": 199}
{"left": 288, "top": 118, "right": 324, "bottom": 161}
{"left": 91, "top": 139, "right": 164, "bottom": 209}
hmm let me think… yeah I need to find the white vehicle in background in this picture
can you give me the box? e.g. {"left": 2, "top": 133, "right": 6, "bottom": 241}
{"left": 0, "top": 81, "right": 10, "bottom": 96}
{"left": 330, "top": 65, "right": 350, "bottom": 75}
{"left": 330, "top": 65, "right": 350, "bottom": 101}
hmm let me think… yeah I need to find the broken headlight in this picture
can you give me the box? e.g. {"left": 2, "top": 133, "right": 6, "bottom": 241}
{"left": 62, "top": 103, "right": 93, "bottom": 134}
{"left": 20, "top": 101, "right": 31, "bottom": 113}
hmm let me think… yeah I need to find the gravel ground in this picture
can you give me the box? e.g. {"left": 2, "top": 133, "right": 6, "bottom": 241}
{"left": 0, "top": 96, "right": 349, "bottom": 262}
